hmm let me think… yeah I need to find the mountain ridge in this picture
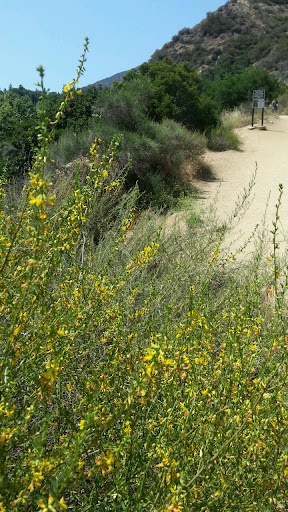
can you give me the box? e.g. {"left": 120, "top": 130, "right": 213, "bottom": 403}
{"left": 89, "top": 70, "right": 130, "bottom": 89}
{"left": 150, "top": 0, "right": 288, "bottom": 81}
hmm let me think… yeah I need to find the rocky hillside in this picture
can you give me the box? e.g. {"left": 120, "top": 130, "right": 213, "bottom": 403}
{"left": 151, "top": 0, "right": 288, "bottom": 81}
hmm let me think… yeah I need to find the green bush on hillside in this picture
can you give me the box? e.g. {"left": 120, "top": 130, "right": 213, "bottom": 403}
{"left": 0, "top": 85, "right": 99, "bottom": 178}
{"left": 0, "top": 91, "right": 37, "bottom": 176}
{"left": 201, "top": 11, "right": 234, "bottom": 37}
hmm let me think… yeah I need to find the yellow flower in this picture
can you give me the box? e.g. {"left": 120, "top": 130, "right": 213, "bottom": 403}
{"left": 28, "top": 471, "right": 44, "bottom": 492}
{"left": 29, "top": 194, "right": 55, "bottom": 208}
{"left": 58, "top": 497, "right": 67, "bottom": 510}
{"left": 124, "top": 421, "right": 132, "bottom": 435}
{"left": 63, "top": 81, "right": 73, "bottom": 93}
{"left": 29, "top": 194, "right": 45, "bottom": 207}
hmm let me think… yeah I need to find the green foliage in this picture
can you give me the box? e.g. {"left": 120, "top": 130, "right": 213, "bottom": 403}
{"left": 96, "top": 79, "right": 208, "bottom": 202}
{"left": 207, "top": 123, "right": 242, "bottom": 151}
{"left": 47, "top": 86, "right": 99, "bottom": 136}
{"left": 135, "top": 59, "right": 219, "bottom": 131}
{"left": 0, "top": 91, "right": 37, "bottom": 176}
{"left": 205, "top": 67, "right": 282, "bottom": 111}
{"left": 49, "top": 74, "right": 208, "bottom": 207}
{"left": 96, "top": 76, "right": 151, "bottom": 132}
{"left": 120, "top": 119, "right": 206, "bottom": 207}
{"left": 201, "top": 11, "right": 234, "bottom": 37}
{"left": 0, "top": 84, "right": 99, "bottom": 178}
{"left": 8, "top": 85, "right": 42, "bottom": 104}
{"left": 207, "top": 32, "right": 288, "bottom": 79}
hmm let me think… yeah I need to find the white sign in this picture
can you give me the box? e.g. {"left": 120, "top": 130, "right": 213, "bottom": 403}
{"left": 255, "top": 99, "right": 265, "bottom": 108}
{"left": 253, "top": 90, "right": 265, "bottom": 109}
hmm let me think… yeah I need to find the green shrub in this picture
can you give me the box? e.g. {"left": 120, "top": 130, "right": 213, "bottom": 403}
{"left": 201, "top": 11, "right": 234, "bottom": 37}
{"left": 0, "top": 91, "right": 37, "bottom": 177}
{"left": 48, "top": 123, "right": 99, "bottom": 169}
{"left": 124, "top": 60, "right": 219, "bottom": 131}
{"left": 278, "top": 88, "right": 288, "bottom": 114}
{"left": 207, "top": 123, "right": 242, "bottom": 151}
{"left": 205, "top": 66, "right": 282, "bottom": 111}
{"left": 49, "top": 110, "right": 208, "bottom": 208}
{"left": 117, "top": 120, "right": 207, "bottom": 202}
{"left": 95, "top": 77, "right": 151, "bottom": 132}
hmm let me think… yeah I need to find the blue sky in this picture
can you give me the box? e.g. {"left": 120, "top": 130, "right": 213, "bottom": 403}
{"left": 1, "top": 0, "right": 225, "bottom": 93}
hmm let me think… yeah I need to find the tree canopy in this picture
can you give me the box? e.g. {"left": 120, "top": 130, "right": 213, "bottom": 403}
{"left": 204, "top": 67, "right": 283, "bottom": 110}
{"left": 122, "top": 59, "right": 219, "bottom": 131}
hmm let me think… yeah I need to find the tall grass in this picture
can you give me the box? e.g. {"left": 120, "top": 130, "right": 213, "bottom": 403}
{"left": 1, "top": 44, "right": 288, "bottom": 512}
{"left": 207, "top": 123, "right": 242, "bottom": 151}
{"left": 221, "top": 107, "right": 251, "bottom": 129}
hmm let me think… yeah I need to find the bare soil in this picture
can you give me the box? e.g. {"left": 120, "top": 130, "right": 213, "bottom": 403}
{"left": 198, "top": 115, "right": 288, "bottom": 258}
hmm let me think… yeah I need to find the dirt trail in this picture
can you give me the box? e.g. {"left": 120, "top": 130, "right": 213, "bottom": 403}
{"left": 198, "top": 116, "right": 288, "bottom": 257}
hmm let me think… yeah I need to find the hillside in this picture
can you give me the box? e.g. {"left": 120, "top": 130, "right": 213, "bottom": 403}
{"left": 151, "top": 0, "right": 288, "bottom": 81}
{"left": 90, "top": 69, "right": 129, "bottom": 88}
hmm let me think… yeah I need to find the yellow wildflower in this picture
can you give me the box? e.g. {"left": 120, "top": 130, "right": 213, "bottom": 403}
{"left": 58, "top": 497, "right": 67, "bottom": 510}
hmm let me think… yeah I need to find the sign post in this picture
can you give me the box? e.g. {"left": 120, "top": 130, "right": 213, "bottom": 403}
{"left": 251, "top": 90, "right": 266, "bottom": 130}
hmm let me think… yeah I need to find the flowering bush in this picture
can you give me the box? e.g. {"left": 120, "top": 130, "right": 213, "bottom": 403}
{"left": 1, "top": 41, "right": 288, "bottom": 511}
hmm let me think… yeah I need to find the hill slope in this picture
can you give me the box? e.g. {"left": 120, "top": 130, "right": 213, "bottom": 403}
{"left": 89, "top": 70, "right": 129, "bottom": 88}
{"left": 151, "top": 0, "right": 288, "bottom": 81}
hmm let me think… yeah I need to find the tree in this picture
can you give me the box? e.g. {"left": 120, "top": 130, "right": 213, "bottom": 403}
{"left": 124, "top": 59, "right": 218, "bottom": 131}
{"left": 0, "top": 91, "right": 37, "bottom": 176}
{"left": 205, "top": 67, "right": 282, "bottom": 111}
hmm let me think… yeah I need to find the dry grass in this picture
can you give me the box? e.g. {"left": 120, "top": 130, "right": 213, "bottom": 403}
{"left": 180, "top": 157, "right": 215, "bottom": 183}
{"left": 221, "top": 108, "right": 251, "bottom": 129}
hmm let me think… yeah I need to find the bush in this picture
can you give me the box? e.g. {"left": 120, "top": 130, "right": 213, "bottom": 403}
{"left": 49, "top": 86, "right": 209, "bottom": 207}
{"left": 48, "top": 128, "right": 95, "bottom": 168}
{"left": 2, "top": 44, "right": 288, "bottom": 511}
{"left": 201, "top": 11, "right": 234, "bottom": 37}
{"left": 205, "top": 66, "right": 282, "bottom": 111}
{"left": 117, "top": 120, "right": 207, "bottom": 198}
{"left": 124, "top": 59, "right": 219, "bottom": 131}
{"left": 0, "top": 91, "right": 38, "bottom": 177}
{"left": 95, "top": 78, "right": 151, "bottom": 132}
{"left": 207, "top": 123, "right": 242, "bottom": 151}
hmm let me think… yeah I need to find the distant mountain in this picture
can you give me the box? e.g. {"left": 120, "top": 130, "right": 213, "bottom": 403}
{"left": 89, "top": 70, "right": 130, "bottom": 89}
{"left": 150, "top": 0, "right": 288, "bottom": 82}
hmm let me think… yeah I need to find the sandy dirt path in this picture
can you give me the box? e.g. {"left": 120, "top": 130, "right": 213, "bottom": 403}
{"left": 198, "top": 115, "right": 288, "bottom": 257}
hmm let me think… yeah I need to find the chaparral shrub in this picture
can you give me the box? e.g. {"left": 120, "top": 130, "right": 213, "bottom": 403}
{"left": 1, "top": 40, "right": 288, "bottom": 512}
